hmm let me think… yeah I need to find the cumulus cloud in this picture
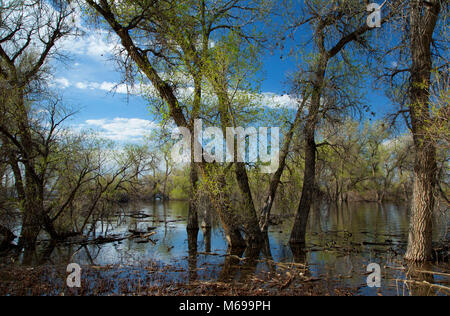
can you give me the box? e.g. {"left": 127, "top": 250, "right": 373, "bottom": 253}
{"left": 51, "top": 76, "right": 299, "bottom": 110}
{"left": 55, "top": 2, "right": 118, "bottom": 61}
{"left": 50, "top": 77, "right": 71, "bottom": 89}
{"left": 259, "top": 92, "right": 300, "bottom": 109}
{"left": 75, "top": 81, "right": 132, "bottom": 94}
{"left": 81, "top": 118, "right": 157, "bottom": 142}
{"left": 51, "top": 77, "right": 139, "bottom": 95}
{"left": 58, "top": 30, "right": 117, "bottom": 60}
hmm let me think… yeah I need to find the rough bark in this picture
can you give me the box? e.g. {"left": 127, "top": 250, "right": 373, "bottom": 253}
{"left": 201, "top": 165, "right": 246, "bottom": 249}
{"left": 404, "top": 0, "right": 440, "bottom": 262}
{"left": 289, "top": 123, "right": 318, "bottom": 245}
{"left": 235, "top": 162, "right": 263, "bottom": 246}
{"left": 290, "top": 53, "right": 327, "bottom": 245}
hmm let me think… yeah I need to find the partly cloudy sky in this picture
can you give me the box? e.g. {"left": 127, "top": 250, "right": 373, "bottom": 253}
{"left": 50, "top": 27, "right": 297, "bottom": 144}
{"left": 49, "top": 7, "right": 391, "bottom": 144}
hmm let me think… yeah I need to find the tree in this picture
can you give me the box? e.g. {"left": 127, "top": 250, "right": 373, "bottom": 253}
{"left": 380, "top": 0, "right": 447, "bottom": 261}
{"left": 84, "top": 0, "right": 271, "bottom": 249}
{"left": 404, "top": 0, "right": 443, "bottom": 261}
{"left": 0, "top": 0, "right": 75, "bottom": 252}
{"left": 286, "top": 0, "right": 400, "bottom": 245}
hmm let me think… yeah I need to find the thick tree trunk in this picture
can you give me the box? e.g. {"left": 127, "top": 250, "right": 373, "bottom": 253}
{"left": 201, "top": 165, "right": 246, "bottom": 249}
{"left": 405, "top": 0, "right": 440, "bottom": 262}
{"left": 289, "top": 128, "right": 317, "bottom": 245}
{"left": 289, "top": 55, "right": 326, "bottom": 246}
{"left": 18, "top": 197, "right": 42, "bottom": 252}
{"left": 18, "top": 180, "right": 47, "bottom": 252}
{"left": 405, "top": 154, "right": 436, "bottom": 261}
{"left": 0, "top": 225, "right": 16, "bottom": 251}
{"left": 235, "top": 162, "right": 263, "bottom": 246}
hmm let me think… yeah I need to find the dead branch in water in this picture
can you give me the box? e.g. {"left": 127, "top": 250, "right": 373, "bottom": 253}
{"left": 394, "top": 279, "right": 450, "bottom": 294}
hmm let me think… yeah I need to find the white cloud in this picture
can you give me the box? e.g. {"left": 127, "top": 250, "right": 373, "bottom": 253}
{"left": 79, "top": 81, "right": 136, "bottom": 94}
{"left": 51, "top": 77, "right": 71, "bottom": 89}
{"left": 260, "top": 92, "right": 300, "bottom": 109}
{"left": 51, "top": 77, "right": 299, "bottom": 110}
{"left": 55, "top": 2, "right": 118, "bottom": 61}
{"left": 75, "top": 82, "right": 88, "bottom": 89}
{"left": 82, "top": 118, "right": 157, "bottom": 142}
{"left": 58, "top": 30, "right": 117, "bottom": 60}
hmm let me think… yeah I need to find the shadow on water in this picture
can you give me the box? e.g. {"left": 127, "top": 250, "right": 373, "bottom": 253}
{"left": 2, "top": 200, "right": 449, "bottom": 296}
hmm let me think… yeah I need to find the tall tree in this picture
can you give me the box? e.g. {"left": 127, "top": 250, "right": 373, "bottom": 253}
{"left": 404, "top": 0, "right": 442, "bottom": 261}
{"left": 84, "top": 0, "right": 270, "bottom": 249}
{"left": 380, "top": 0, "right": 447, "bottom": 261}
{"left": 286, "top": 0, "right": 400, "bottom": 245}
{"left": 0, "top": 0, "right": 75, "bottom": 252}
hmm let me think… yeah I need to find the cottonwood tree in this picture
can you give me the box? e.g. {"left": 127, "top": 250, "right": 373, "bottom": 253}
{"left": 380, "top": 0, "right": 447, "bottom": 261}
{"left": 84, "top": 0, "right": 271, "bottom": 249}
{"left": 283, "top": 0, "right": 402, "bottom": 245}
{"left": 0, "top": 0, "right": 76, "bottom": 252}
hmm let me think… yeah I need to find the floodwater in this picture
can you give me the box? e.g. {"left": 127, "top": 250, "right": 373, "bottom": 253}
{"left": 6, "top": 201, "right": 450, "bottom": 296}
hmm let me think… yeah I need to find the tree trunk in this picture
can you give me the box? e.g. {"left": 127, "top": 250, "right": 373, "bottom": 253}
{"left": 405, "top": 154, "right": 436, "bottom": 261}
{"left": 289, "top": 127, "right": 317, "bottom": 245}
{"left": 17, "top": 170, "right": 45, "bottom": 252}
{"left": 405, "top": 0, "right": 440, "bottom": 262}
{"left": 259, "top": 96, "right": 308, "bottom": 232}
{"left": 187, "top": 75, "right": 202, "bottom": 232}
{"left": 201, "top": 165, "right": 246, "bottom": 249}
{"left": 18, "top": 201, "right": 42, "bottom": 252}
{"left": 215, "top": 91, "right": 262, "bottom": 247}
{"left": 202, "top": 226, "right": 212, "bottom": 253}
{"left": 289, "top": 54, "right": 326, "bottom": 246}
{"left": 0, "top": 225, "right": 16, "bottom": 251}
{"left": 187, "top": 161, "right": 199, "bottom": 231}
{"left": 235, "top": 162, "right": 263, "bottom": 246}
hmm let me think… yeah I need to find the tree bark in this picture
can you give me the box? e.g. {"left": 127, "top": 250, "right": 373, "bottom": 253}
{"left": 290, "top": 53, "right": 327, "bottom": 245}
{"left": 187, "top": 161, "right": 199, "bottom": 231}
{"left": 235, "top": 162, "right": 263, "bottom": 246}
{"left": 201, "top": 165, "right": 246, "bottom": 249}
{"left": 289, "top": 125, "right": 317, "bottom": 245}
{"left": 259, "top": 95, "right": 308, "bottom": 232}
{"left": 404, "top": 0, "right": 440, "bottom": 262}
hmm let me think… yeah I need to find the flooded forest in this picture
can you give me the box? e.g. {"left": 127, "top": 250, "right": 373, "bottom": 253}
{"left": 0, "top": 0, "right": 449, "bottom": 296}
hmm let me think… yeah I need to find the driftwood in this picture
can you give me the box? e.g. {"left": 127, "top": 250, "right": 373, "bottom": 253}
{"left": 129, "top": 230, "right": 157, "bottom": 244}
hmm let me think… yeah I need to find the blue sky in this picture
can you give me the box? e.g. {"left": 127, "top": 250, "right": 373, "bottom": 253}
{"left": 49, "top": 13, "right": 394, "bottom": 144}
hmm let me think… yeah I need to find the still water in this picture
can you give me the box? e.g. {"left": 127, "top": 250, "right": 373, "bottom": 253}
{"left": 33, "top": 201, "right": 449, "bottom": 296}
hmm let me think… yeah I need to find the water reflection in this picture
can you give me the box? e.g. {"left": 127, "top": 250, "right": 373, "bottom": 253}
{"left": 6, "top": 200, "right": 449, "bottom": 296}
